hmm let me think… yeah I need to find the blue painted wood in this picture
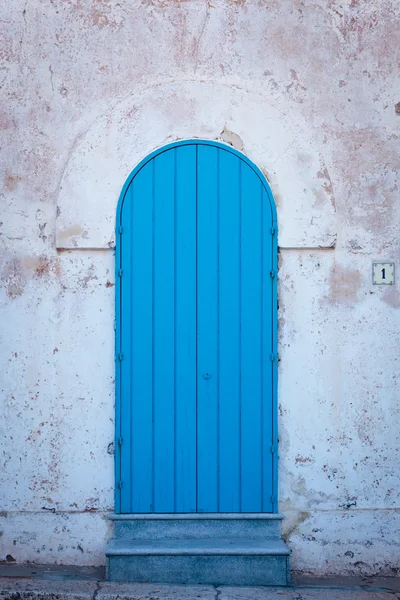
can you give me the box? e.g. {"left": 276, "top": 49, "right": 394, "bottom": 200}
{"left": 174, "top": 146, "right": 197, "bottom": 512}
{"left": 152, "top": 150, "right": 176, "bottom": 512}
{"left": 119, "top": 180, "right": 133, "bottom": 513}
{"left": 116, "top": 140, "right": 277, "bottom": 514}
{"left": 218, "top": 150, "right": 241, "bottom": 512}
{"left": 262, "top": 187, "right": 274, "bottom": 513}
{"left": 197, "top": 145, "right": 220, "bottom": 512}
{"left": 270, "top": 190, "right": 279, "bottom": 513}
{"left": 115, "top": 182, "right": 122, "bottom": 514}
{"left": 129, "top": 164, "right": 154, "bottom": 512}
{"left": 240, "top": 162, "right": 263, "bottom": 512}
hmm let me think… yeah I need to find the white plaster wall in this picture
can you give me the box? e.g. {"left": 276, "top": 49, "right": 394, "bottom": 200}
{"left": 1, "top": 0, "right": 399, "bottom": 575}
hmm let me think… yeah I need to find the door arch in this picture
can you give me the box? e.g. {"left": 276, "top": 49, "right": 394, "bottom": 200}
{"left": 115, "top": 140, "right": 278, "bottom": 514}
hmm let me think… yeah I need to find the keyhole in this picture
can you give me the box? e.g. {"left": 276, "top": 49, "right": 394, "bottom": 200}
{"left": 381, "top": 268, "right": 386, "bottom": 280}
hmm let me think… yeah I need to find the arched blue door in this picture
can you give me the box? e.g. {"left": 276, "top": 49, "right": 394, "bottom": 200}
{"left": 115, "top": 141, "right": 278, "bottom": 514}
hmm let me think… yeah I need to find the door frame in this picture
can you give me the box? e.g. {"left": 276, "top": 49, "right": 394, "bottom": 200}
{"left": 114, "top": 139, "right": 278, "bottom": 513}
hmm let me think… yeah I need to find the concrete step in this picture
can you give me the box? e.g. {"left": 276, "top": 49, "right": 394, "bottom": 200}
{"left": 106, "top": 538, "right": 290, "bottom": 585}
{"left": 110, "top": 513, "right": 283, "bottom": 540}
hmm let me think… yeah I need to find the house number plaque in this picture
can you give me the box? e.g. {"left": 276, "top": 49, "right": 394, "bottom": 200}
{"left": 372, "top": 262, "right": 395, "bottom": 285}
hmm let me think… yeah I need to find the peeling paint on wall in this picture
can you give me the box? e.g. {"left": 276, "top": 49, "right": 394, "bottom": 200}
{"left": 220, "top": 125, "right": 244, "bottom": 151}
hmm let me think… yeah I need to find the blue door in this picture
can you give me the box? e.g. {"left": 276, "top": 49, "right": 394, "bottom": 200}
{"left": 115, "top": 141, "right": 278, "bottom": 514}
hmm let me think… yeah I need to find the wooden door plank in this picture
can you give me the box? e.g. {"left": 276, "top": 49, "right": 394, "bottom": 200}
{"left": 153, "top": 150, "right": 176, "bottom": 512}
{"left": 175, "top": 145, "right": 197, "bottom": 512}
{"left": 197, "top": 145, "right": 219, "bottom": 512}
{"left": 240, "top": 162, "right": 263, "bottom": 512}
{"left": 218, "top": 150, "right": 241, "bottom": 512}
{"left": 130, "top": 163, "right": 154, "bottom": 512}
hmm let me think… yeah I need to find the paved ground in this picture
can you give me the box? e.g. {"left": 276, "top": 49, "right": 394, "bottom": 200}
{"left": 0, "top": 565, "right": 398, "bottom": 600}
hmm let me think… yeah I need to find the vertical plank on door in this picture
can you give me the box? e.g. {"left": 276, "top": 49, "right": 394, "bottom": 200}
{"left": 153, "top": 149, "right": 176, "bottom": 512}
{"left": 119, "top": 182, "right": 133, "bottom": 513}
{"left": 197, "top": 144, "right": 219, "bottom": 512}
{"left": 175, "top": 145, "right": 197, "bottom": 512}
{"left": 218, "top": 151, "right": 241, "bottom": 512}
{"left": 262, "top": 187, "right": 274, "bottom": 512}
{"left": 240, "top": 162, "right": 263, "bottom": 512}
{"left": 129, "top": 163, "right": 154, "bottom": 512}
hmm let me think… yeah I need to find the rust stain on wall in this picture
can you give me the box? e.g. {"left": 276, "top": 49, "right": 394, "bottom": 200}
{"left": 4, "top": 173, "right": 23, "bottom": 192}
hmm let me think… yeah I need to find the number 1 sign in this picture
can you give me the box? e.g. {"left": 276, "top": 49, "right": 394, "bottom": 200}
{"left": 372, "top": 262, "right": 395, "bottom": 285}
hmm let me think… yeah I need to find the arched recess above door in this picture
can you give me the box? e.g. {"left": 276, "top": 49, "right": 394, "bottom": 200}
{"left": 56, "top": 80, "right": 336, "bottom": 250}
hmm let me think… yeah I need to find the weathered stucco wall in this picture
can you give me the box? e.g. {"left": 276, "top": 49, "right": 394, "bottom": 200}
{"left": 1, "top": 0, "right": 399, "bottom": 576}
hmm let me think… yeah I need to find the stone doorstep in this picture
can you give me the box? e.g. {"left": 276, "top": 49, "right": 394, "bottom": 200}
{"left": 110, "top": 514, "right": 284, "bottom": 540}
{"left": 109, "top": 514, "right": 285, "bottom": 520}
{"left": 106, "top": 541, "right": 290, "bottom": 585}
{"left": 106, "top": 538, "right": 290, "bottom": 555}
{"left": 107, "top": 513, "right": 290, "bottom": 585}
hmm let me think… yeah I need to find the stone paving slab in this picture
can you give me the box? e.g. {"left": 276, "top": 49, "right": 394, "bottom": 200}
{"left": 0, "top": 566, "right": 105, "bottom": 581}
{"left": 98, "top": 582, "right": 216, "bottom": 600}
{"left": 1, "top": 566, "right": 399, "bottom": 593}
{"left": 0, "top": 579, "right": 98, "bottom": 600}
{"left": 292, "top": 573, "right": 400, "bottom": 593}
{"left": 0, "top": 579, "right": 399, "bottom": 600}
{"left": 219, "top": 587, "right": 397, "bottom": 600}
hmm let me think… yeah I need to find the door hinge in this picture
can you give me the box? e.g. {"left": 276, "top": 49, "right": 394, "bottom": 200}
{"left": 119, "top": 226, "right": 124, "bottom": 234}
{"left": 118, "top": 268, "right": 124, "bottom": 277}
{"left": 270, "top": 270, "right": 276, "bottom": 279}
{"left": 118, "top": 437, "right": 123, "bottom": 446}
{"left": 270, "top": 352, "right": 277, "bottom": 362}
{"left": 118, "top": 352, "right": 124, "bottom": 361}
{"left": 117, "top": 481, "right": 123, "bottom": 489}
{"left": 271, "top": 226, "right": 276, "bottom": 235}
{"left": 270, "top": 443, "right": 278, "bottom": 454}
{"left": 271, "top": 494, "right": 277, "bottom": 504}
